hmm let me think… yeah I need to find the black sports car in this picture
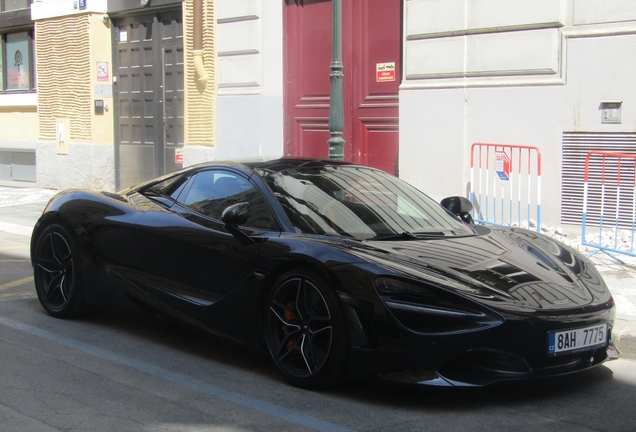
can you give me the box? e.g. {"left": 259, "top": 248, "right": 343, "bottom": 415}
{"left": 31, "top": 158, "right": 618, "bottom": 388}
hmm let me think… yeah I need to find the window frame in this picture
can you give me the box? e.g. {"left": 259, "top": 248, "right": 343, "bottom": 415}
{"left": 0, "top": 3, "right": 34, "bottom": 94}
{"left": 3, "top": 29, "right": 34, "bottom": 92}
{"left": 177, "top": 169, "right": 280, "bottom": 231}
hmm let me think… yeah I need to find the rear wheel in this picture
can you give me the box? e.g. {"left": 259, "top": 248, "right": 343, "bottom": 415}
{"left": 33, "top": 224, "right": 86, "bottom": 318}
{"left": 264, "top": 270, "right": 348, "bottom": 389}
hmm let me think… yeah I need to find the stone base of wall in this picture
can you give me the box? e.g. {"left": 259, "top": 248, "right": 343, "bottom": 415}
{"left": 36, "top": 142, "right": 115, "bottom": 191}
{"left": 183, "top": 145, "right": 216, "bottom": 167}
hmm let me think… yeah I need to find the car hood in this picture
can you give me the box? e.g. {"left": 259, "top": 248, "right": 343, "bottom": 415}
{"left": 343, "top": 226, "right": 611, "bottom": 312}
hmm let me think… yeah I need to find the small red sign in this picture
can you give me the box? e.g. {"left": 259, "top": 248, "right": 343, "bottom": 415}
{"left": 175, "top": 148, "right": 184, "bottom": 164}
{"left": 97, "top": 62, "right": 109, "bottom": 82}
{"left": 376, "top": 62, "right": 396, "bottom": 82}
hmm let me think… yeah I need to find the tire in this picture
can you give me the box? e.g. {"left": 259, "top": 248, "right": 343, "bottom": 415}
{"left": 264, "top": 269, "right": 348, "bottom": 389}
{"left": 33, "top": 224, "right": 87, "bottom": 318}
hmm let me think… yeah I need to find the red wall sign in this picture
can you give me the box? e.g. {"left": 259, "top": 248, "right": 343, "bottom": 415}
{"left": 376, "top": 62, "right": 395, "bottom": 82}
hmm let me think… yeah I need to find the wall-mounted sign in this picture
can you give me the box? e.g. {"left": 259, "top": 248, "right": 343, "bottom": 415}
{"left": 376, "top": 62, "right": 395, "bottom": 82}
{"left": 97, "top": 62, "right": 109, "bottom": 81}
{"left": 175, "top": 148, "right": 184, "bottom": 164}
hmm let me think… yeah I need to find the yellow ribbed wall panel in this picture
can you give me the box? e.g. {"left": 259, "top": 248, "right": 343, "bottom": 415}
{"left": 35, "top": 15, "right": 92, "bottom": 142}
{"left": 184, "top": 0, "right": 216, "bottom": 147}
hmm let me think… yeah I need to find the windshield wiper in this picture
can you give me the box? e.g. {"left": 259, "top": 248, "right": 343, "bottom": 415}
{"left": 369, "top": 231, "right": 442, "bottom": 241}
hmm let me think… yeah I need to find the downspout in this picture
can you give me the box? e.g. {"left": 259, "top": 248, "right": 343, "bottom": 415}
{"left": 193, "top": 0, "right": 208, "bottom": 86}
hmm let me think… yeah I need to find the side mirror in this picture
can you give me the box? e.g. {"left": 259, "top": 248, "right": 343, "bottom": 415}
{"left": 221, "top": 202, "right": 250, "bottom": 225}
{"left": 440, "top": 196, "right": 474, "bottom": 224}
{"left": 221, "top": 202, "right": 254, "bottom": 245}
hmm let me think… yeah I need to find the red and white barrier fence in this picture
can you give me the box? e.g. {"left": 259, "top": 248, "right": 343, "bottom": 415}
{"left": 470, "top": 143, "right": 542, "bottom": 232}
{"left": 582, "top": 151, "right": 636, "bottom": 261}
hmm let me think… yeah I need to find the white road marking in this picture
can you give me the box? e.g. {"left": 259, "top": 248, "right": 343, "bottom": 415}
{"left": 0, "top": 221, "right": 34, "bottom": 237}
{"left": 614, "top": 295, "right": 636, "bottom": 318}
{"left": 613, "top": 294, "right": 636, "bottom": 317}
{"left": 0, "top": 187, "right": 56, "bottom": 208}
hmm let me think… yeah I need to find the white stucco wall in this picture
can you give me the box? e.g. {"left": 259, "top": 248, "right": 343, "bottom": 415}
{"left": 215, "top": 0, "right": 284, "bottom": 160}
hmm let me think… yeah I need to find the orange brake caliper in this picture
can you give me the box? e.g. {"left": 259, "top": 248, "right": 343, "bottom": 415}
{"left": 283, "top": 301, "right": 297, "bottom": 351}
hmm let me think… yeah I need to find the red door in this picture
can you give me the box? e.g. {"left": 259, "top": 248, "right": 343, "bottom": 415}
{"left": 284, "top": 0, "right": 401, "bottom": 175}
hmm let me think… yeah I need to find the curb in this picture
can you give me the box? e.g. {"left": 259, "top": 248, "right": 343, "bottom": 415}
{"left": 595, "top": 264, "right": 636, "bottom": 362}
{"left": 613, "top": 321, "right": 636, "bottom": 361}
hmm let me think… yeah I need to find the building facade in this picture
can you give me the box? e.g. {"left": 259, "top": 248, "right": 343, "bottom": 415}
{"left": 2, "top": 0, "right": 635, "bottom": 230}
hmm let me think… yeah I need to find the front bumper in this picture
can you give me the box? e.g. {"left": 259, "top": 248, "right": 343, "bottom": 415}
{"left": 345, "top": 304, "right": 617, "bottom": 387}
{"left": 350, "top": 339, "right": 618, "bottom": 387}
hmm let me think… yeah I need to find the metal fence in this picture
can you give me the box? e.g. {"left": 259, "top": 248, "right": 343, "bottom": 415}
{"left": 470, "top": 143, "right": 542, "bottom": 232}
{"left": 582, "top": 151, "right": 636, "bottom": 262}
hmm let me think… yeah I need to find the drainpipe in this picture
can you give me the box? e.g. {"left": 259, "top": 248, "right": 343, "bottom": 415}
{"left": 193, "top": 0, "right": 208, "bottom": 86}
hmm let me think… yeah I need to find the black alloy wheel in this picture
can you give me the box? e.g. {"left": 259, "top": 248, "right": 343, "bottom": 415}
{"left": 265, "top": 270, "right": 348, "bottom": 389}
{"left": 33, "top": 224, "right": 85, "bottom": 318}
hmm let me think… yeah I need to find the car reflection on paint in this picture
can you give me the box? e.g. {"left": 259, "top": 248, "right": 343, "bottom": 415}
{"left": 31, "top": 158, "right": 618, "bottom": 389}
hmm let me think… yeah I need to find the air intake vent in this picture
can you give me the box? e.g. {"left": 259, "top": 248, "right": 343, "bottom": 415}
{"left": 562, "top": 132, "right": 636, "bottom": 227}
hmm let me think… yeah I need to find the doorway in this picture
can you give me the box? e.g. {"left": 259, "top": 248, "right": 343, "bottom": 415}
{"left": 113, "top": 10, "right": 184, "bottom": 189}
{"left": 284, "top": 0, "right": 402, "bottom": 175}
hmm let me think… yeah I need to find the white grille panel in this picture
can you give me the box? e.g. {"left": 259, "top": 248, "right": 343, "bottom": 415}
{"left": 561, "top": 132, "right": 636, "bottom": 227}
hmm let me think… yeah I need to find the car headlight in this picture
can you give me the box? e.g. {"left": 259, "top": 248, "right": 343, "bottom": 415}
{"left": 375, "top": 277, "right": 437, "bottom": 299}
{"left": 374, "top": 276, "right": 503, "bottom": 334}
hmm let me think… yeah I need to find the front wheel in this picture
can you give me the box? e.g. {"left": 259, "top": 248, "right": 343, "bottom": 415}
{"left": 264, "top": 270, "right": 348, "bottom": 389}
{"left": 33, "top": 224, "right": 86, "bottom": 318}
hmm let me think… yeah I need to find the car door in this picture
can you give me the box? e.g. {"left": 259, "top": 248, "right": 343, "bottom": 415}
{"left": 134, "top": 168, "right": 279, "bottom": 326}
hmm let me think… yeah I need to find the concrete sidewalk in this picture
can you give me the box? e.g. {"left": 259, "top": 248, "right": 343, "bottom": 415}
{"left": 1, "top": 185, "right": 635, "bottom": 360}
{"left": 589, "top": 254, "right": 636, "bottom": 360}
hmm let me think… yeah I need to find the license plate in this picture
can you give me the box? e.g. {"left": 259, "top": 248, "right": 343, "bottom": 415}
{"left": 548, "top": 324, "right": 608, "bottom": 355}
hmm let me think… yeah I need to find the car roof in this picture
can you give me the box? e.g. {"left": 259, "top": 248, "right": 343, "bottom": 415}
{"left": 186, "top": 157, "right": 354, "bottom": 175}
{"left": 125, "top": 157, "right": 355, "bottom": 193}
{"left": 243, "top": 157, "right": 353, "bottom": 172}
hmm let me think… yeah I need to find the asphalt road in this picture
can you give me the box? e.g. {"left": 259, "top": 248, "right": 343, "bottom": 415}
{"left": 1, "top": 266, "right": 636, "bottom": 431}
{"left": 1, "top": 187, "right": 636, "bottom": 431}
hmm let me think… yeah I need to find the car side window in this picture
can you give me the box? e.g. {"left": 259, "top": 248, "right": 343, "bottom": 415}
{"left": 180, "top": 170, "right": 277, "bottom": 230}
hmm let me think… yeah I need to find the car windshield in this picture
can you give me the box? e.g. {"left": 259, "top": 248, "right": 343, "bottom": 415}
{"left": 262, "top": 164, "right": 472, "bottom": 240}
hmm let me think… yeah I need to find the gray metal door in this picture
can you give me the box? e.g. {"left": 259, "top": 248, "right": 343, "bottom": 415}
{"left": 113, "top": 10, "right": 184, "bottom": 190}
